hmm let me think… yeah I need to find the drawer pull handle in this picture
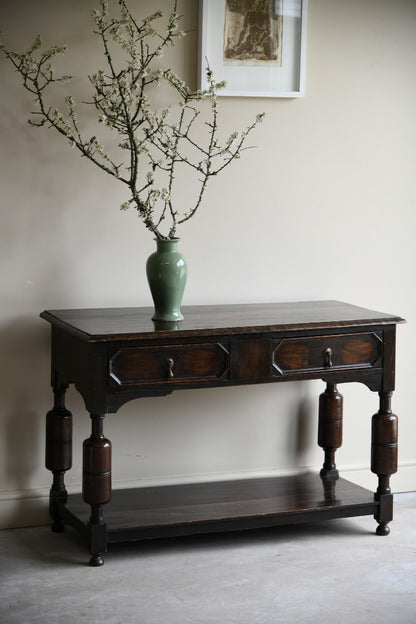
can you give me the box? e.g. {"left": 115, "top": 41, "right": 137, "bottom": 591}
{"left": 323, "top": 348, "right": 333, "bottom": 368}
{"left": 167, "top": 358, "right": 175, "bottom": 378}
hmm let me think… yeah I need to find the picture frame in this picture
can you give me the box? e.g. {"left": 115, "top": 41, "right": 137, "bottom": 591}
{"left": 198, "top": 0, "right": 308, "bottom": 98}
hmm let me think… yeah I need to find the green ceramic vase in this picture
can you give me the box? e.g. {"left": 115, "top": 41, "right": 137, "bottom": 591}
{"left": 146, "top": 238, "right": 187, "bottom": 322}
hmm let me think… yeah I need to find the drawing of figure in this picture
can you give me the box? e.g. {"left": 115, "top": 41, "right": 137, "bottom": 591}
{"left": 224, "top": 0, "right": 282, "bottom": 64}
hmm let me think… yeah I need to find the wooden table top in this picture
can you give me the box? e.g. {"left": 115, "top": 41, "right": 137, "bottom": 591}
{"left": 40, "top": 300, "right": 404, "bottom": 342}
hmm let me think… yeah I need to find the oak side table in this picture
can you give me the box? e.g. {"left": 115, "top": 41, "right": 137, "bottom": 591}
{"left": 41, "top": 301, "right": 404, "bottom": 566}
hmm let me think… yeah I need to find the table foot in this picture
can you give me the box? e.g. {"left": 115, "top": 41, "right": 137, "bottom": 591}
{"left": 87, "top": 504, "right": 108, "bottom": 567}
{"left": 89, "top": 554, "right": 105, "bottom": 567}
{"left": 376, "top": 522, "right": 390, "bottom": 536}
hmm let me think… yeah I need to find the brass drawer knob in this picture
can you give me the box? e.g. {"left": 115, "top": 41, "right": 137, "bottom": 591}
{"left": 166, "top": 357, "right": 175, "bottom": 378}
{"left": 323, "top": 347, "right": 333, "bottom": 368}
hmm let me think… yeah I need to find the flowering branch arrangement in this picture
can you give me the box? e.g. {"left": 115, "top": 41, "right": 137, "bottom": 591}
{"left": 0, "top": 0, "right": 264, "bottom": 239}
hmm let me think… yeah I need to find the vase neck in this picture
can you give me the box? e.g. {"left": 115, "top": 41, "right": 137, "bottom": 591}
{"left": 155, "top": 238, "right": 179, "bottom": 252}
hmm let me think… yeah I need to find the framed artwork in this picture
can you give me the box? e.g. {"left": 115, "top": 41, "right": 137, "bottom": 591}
{"left": 198, "top": 0, "right": 308, "bottom": 98}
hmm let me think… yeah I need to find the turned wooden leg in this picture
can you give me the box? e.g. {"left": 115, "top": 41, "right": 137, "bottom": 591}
{"left": 45, "top": 385, "right": 72, "bottom": 532}
{"left": 371, "top": 392, "right": 398, "bottom": 536}
{"left": 83, "top": 414, "right": 111, "bottom": 567}
{"left": 318, "top": 382, "right": 343, "bottom": 478}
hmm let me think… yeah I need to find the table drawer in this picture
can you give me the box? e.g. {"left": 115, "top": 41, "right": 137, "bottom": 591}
{"left": 273, "top": 332, "right": 382, "bottom": 375}
{"left": 109, "top": 343, "right": 229, "bottom": 387}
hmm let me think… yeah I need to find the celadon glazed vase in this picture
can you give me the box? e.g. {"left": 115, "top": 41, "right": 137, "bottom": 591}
{"left": 146, "top": 238, "right": 187, "bottom": 322}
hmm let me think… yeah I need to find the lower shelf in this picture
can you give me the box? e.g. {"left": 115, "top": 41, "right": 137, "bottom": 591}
{"left": 59, "top": 474, "right": 378, "bottom": 545}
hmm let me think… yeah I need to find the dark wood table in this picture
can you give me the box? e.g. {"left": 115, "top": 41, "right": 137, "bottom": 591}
{"left": 41, "top": 301, "right": 404, "bottom": 566}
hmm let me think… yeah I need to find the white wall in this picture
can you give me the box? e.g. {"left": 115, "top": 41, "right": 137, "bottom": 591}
{"left": 0, "top": 0, "right": 415, "bottom": 528}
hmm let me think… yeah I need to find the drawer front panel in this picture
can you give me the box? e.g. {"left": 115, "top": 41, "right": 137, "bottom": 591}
{"left": 273, "top": 333, "right": 382, "bottom": 375}
{"left": 109, "top": 343, "right": 229, "bottom": 386}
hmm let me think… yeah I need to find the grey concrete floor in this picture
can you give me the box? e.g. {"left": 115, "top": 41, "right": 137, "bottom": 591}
{"left": 1, "top": 492, "right": 415, "bottom": 624}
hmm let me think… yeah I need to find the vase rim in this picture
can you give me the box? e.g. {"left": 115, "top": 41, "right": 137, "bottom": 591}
{"left": 154, "top": 237, "right": 180, "bottom": 243}
{"left": 155, "top": 238, "right": 179, "bottom": 247}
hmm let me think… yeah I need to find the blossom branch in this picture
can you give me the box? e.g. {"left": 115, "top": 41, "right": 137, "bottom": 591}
{"left": 0, "top": 1, "right": 264, "bottom": 239}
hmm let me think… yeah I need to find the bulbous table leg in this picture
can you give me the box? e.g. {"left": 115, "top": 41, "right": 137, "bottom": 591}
{"left": 45, "top": 385, "right": 72, "bottom": 532}
{"left": 83, "top": 413, "right": 111, "bottom": 566}
{"left": 371, "top": 391, "right": 398, "bottom": 536}
{"left": 318, "top": 382, "right": 343, "bottom": 479}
